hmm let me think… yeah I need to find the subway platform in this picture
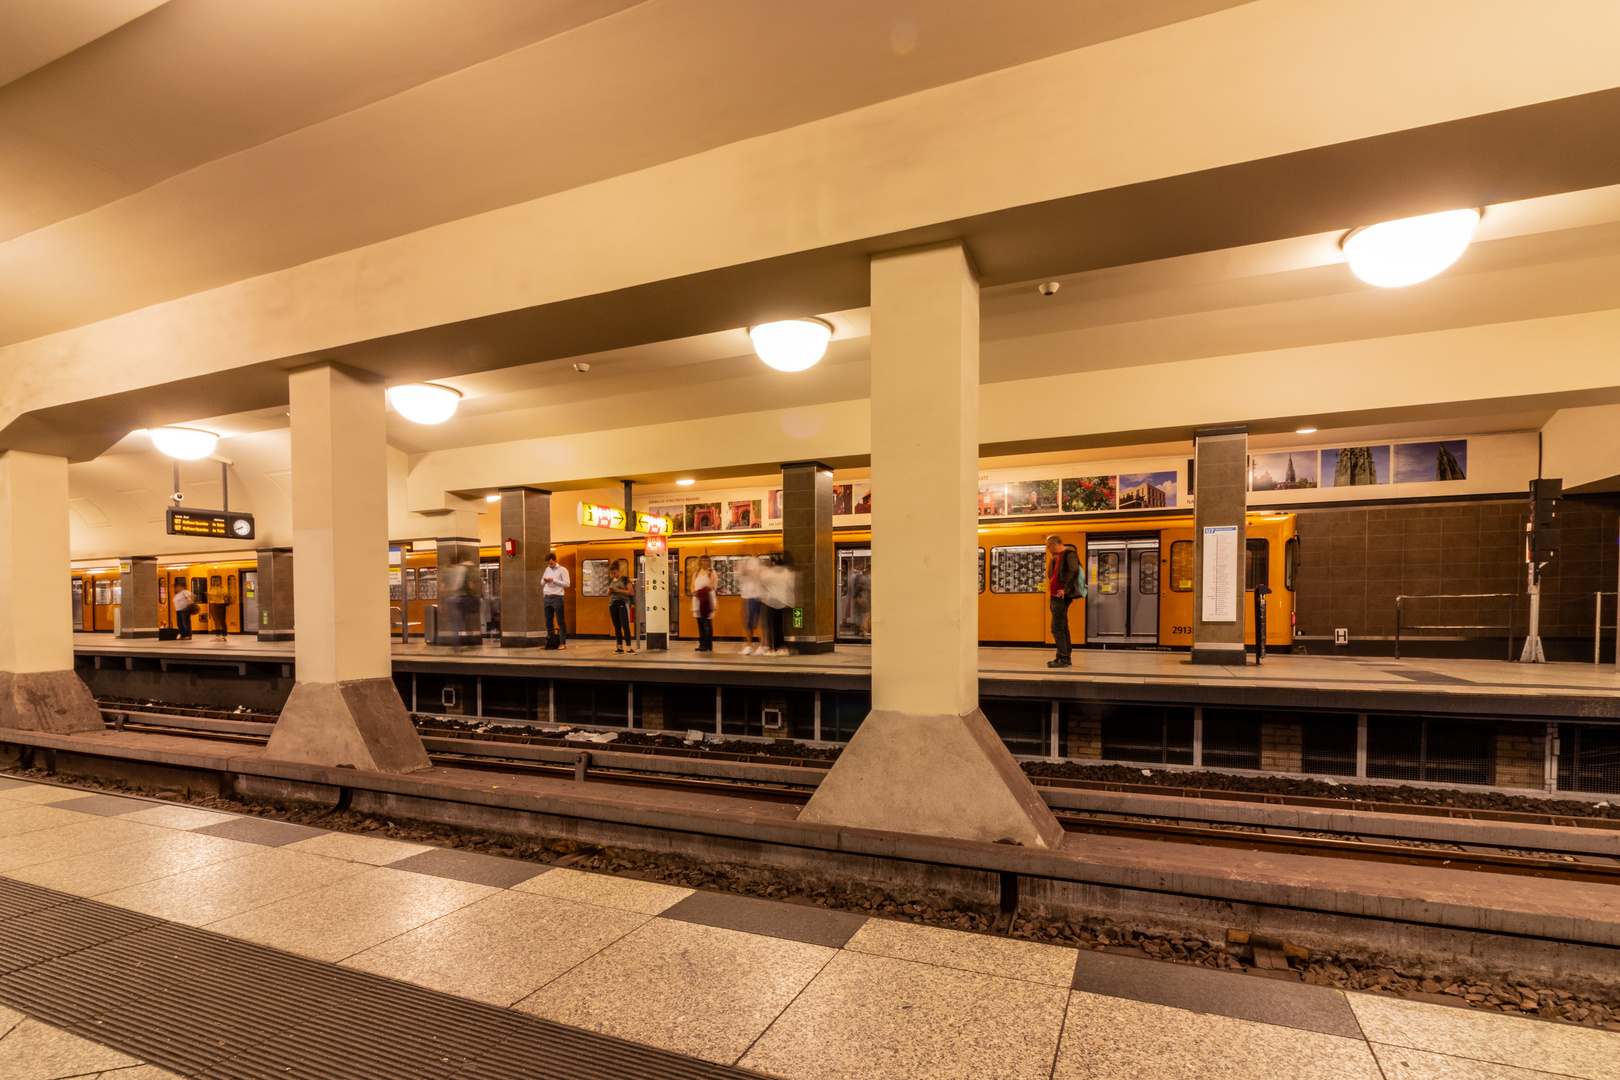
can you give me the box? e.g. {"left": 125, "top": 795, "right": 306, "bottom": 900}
{"left": 72, "top": 633, "right": 1620, "bottom": 720}
{"left": 5, "top": 772, "right": 1620, "bottom": 1080}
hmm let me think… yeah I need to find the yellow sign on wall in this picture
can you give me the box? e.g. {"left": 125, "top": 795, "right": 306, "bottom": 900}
{"left": 576, "top": 503, "right": 672, "bottom": 535}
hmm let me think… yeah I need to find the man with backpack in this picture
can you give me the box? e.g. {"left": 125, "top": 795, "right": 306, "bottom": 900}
{"left": 1046, "top": 534, "right": 1084, "bottom": 669}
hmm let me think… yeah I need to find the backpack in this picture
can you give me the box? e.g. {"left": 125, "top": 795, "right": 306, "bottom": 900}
{"left": 1069, "top": 548, "right": 1088, "bottom": 599}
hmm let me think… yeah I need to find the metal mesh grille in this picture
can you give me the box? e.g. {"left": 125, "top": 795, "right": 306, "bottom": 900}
{"left": 1200, "top": 710, "right": 1260, "bottom": 770}
{"left": 1092, "top": 704, "right": 1194, "bottom": 765}
{"left": 0, "top": 877, "right": 754, "bottom": 1080}
{"left": 1558, "top": 724, "right": 1620, "bottom": 794}
{"left": 982, "top": 698, "right": 1049, "bottom": 756}
{"left": 1367, "top": 716, "right": 1491, "bottom": 785}
{"left": 1301, "top": 714, "right": 1359, "bottom": 777}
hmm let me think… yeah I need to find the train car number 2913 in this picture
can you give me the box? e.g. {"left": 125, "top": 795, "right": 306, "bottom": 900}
{"left": 1170, "top": 625, "right": 1193, "bottom": 636}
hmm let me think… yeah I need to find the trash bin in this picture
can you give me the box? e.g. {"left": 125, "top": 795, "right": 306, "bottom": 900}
{"left": 423, "top": 604, "right": 438, "bottom": 645}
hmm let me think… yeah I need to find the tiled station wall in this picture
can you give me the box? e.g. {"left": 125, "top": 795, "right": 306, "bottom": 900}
{"left": 1291, "top": 496, "right": 1620, "bottom": 657}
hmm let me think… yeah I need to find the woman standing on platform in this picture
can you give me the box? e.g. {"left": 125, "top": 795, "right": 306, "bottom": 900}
{"left": 607, "top": 559, "right": 636, "bottom": 653}
{"left": 206, "top": 575, "right": 232, "bottom": 642}
{"left": 691, "top": 556, "right": 717, "bottom": 652}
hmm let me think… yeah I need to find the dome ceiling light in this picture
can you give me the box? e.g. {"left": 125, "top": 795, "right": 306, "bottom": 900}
{"left": 150, "top": 427, "right": 219, "bottom": 460}
{"left": 387, "top": 383, "right": 462, "bottom": 424}
{"left": 1342, "top": 208, "right": 1480, "bottom": 287}
{"left": 749, "top": 318, "right": 833, "bottom": 372}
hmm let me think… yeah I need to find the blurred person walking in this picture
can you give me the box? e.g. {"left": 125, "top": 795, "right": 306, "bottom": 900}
{"left": 737, "top": 553, "right": 764, "bottom": 654}
{"left": 760, "top": 554, "right": 795, "bottom": 656}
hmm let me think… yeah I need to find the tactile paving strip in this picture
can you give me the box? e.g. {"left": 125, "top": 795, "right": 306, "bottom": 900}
{"left": 0, "top": 876, "right": 769, "bottom": 1080}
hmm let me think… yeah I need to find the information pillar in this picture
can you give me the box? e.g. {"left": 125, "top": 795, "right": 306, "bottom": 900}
{"left": 643, "top": 535, "right": 669, "bottom": 651}
{"left": 1192, "top": 427, "right": 1248, "bottom": 666}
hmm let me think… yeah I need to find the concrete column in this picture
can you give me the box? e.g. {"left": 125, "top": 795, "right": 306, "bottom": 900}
{"left": 265, "top": 364, "right": 428, "bottom": 773}
{"left": 116, "top": 556, "right": 159, "bottom": 639}
{"left": 0, "top": 451, "right": 100, "bottom": 731}
{"left": 256, "top": 548, "right": 294, "bottom": 641}
{"left": 498, "top": 487, "right": 550, "bottom": 647}
{"left": 799, "top": 243, "right": 1061, "bottom": 848}
{"left": 1192, "top": 428, "right": 1248, "bottom": 666}
{"left": 781, "top": 462, "right": 833, "bottom": 654}
{"left": 434, "top": 525, "right": 481, "bottom": 646}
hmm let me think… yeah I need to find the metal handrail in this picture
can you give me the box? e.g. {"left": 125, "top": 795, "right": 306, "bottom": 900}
{"left": 1394, "top": 593, "right": 1517, "bottom": 660}
{"left": 1597, "top": 592, "right": 1618, "bottom": 666}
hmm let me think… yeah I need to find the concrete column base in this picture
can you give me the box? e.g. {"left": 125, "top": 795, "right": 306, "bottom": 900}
{"left": 0, "top": 670, "right": 103, "bottom": 733}
{"left": 265, "top": 678, "right": 430, "bottom": 774}
{"left": 786, "top": 639, "right": 835, "bottom": 654}
{"left": 1191, "top": 645, "right": 1247, "bottom": 666}
{"left": 798, "top": 708, "right": 1064, "bottom": 848}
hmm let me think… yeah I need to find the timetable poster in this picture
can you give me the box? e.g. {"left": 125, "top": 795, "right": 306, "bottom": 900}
{"left": 1201, "top": 525, "right": 1238, "bottom": 623}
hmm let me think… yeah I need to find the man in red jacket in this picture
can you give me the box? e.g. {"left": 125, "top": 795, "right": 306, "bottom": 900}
{"left": 1046, "top": 535, "right": 1082, "bottom": 669}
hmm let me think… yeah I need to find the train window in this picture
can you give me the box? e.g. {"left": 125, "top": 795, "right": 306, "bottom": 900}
{"left": 581, "top": 560, "right": 611, "bottom": 597}
{"left": 1284, "top": 536, "right": 1300, "bottom": 591}
{"left": 418, "top": 567, "right": 439, "bottom": 601}
{"left": 1138, "top": 555, "right": 1158, "bottom": 595}
{"left": 93, "top": 580, "right": 112, "bottom": 605}
{"left": 978, "top": 548, "right": 986, "bottom": 594}
{"left": 684, "top": 554, "right": 762, "bottom": 595}
{"left": 1245, "top": 538, "right": 1270, "bottom": 592}
{"left": 1096, "top": 551, "right": 1120, "bottom": 595}
{"left": 1168, "top": 541, "right": 1193, "bottom": 591}
{"left": 989, "top": 545, "right": 1047, "bottom": 593}
{"left": 402, "top": 567, "right": 417, "bottom": 600}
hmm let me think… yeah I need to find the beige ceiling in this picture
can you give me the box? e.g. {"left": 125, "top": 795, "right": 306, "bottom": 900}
{"left": 0, "top": 0, "right": 1251, "bottom": 347}
{"left": 0, "top": 0, "right": 166, "bottom": 87}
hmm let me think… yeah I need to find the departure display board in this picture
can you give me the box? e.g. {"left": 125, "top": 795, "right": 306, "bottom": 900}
{"left": 166, "top": 508, "right": 256, "bottom": 540}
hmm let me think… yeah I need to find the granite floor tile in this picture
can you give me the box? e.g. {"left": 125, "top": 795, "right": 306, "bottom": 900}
{"left": 387, "top": 846, "right": 548, "bottom": 888}
{"left": 119, "top": 804, "right": 236, "bottom": 831}
{"left": 99, "top": 1067, "right": 185, "bottom": 1079}
{"left": 206, "top": 865, "right": 497, "bottom": 961}
{"left": 1350, "top": 994, "right": 1620, "bottom": 1079}
{"left": 53, "top": 794, "right": 154, "bottom": 817}
{"left": 95, "top": 846, "right": 371, "bottom": 926}
{"left": 742, "top": 949, "right": 1068, "bottom": 1080}
{"left": 1054, "top": 991, "right": 1383, "bottom": 1080}
{"left": 516, "top": 917, "right": 833, "bottom": 1064}
{"left": 513, "top": 867, "right": 691, "bottom": 915}
{"left": 0, "top": 1017, "right": 141, "bottom": 1080}
{"left": 660, "top": 889, "right": 866, "bottom": 948}
{"left": 344, "top": 888, "right": 649, "bottom": 1005}
{"left": 0, "top": 777, "right": 33, "bottom": 792}
{"left": 0, "top": 1003, "right": 21, "bottom": 1039}
{"left": 0, "top": 818, "right": 168, "bottom": 873}
{"left": 7, "top": 832, "right": 261, "bottom": 897}
{"left": 1070, "top": 948, "right": 1363, "bottom": 1037}
{"left": 192, "top": 816, "right": 328, "bottom": 847}
{"left": 282, "top": 831, "right": 433, "bottom": 865}
{"left": 845, "top": 917, "right": 1077, "bottom": 986}
{"left": 0, "top": 804, "right": 89, "bottom": 838}
{"left": 1372, "top": 1042, "right": 1566, "bottom": 1079}
{"left": 0, "top": 784, "right": 97, "bottom": 806}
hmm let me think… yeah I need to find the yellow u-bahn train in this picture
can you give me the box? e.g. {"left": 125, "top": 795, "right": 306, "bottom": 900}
{"left": 77, "top": 511, "right": 1297, "bottom": 650}
{"left": 388, "top": 511, "right": 1298, "bottom": 649}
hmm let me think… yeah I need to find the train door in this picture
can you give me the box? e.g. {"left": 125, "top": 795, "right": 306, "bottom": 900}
{"left": 480, "top": 561, "right": 500, "bottom": 638}
{"left": 1086, "top": 538, "right": 1160, "bottom": 644}
{"left": 240, "top": 570, "right": 259, "bottom": 635}
{"left": 835, "top": 547, "right": 872, "bottom": 643}
{"left": 71, "top": 578, "right": 83, "bottom": 630}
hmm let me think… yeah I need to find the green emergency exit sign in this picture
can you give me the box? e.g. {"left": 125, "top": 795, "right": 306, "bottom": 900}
{"left": 791, "top": 607, "right": 804, "bottom": 629}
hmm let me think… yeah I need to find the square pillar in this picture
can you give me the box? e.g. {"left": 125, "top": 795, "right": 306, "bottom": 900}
{"left": 781, "top": 462, "right": 834, "bottom": 654}
{"left": 265, "top": 364, "right": 428, "bottom": 773}
{"left": 0, "top": 451, "right": 100, "bottom": 731}
{"left": 116, "top": 556, "right": 159, "bottom": 639}
{"left": 799, "top": 243, "right": 1061, "bottom": 848}
{"left": 498, "top": 487, "right": 550, "bottom": 647}
{"left": 256, "top": 548, "right": 294, "bottom": 641}
{"left": 1192, "top": 428, "right": 1248, "bottom": 665}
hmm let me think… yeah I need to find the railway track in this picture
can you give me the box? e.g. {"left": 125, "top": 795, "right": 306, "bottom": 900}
{"left": 96, "top": 703, "right": 1620, "bottom": 887}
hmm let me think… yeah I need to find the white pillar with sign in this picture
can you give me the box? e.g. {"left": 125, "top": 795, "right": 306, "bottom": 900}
{"left": 643, "top": 535, "right": 669, "bottom": 651}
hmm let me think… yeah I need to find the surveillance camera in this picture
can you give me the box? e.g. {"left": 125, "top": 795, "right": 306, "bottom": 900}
{"left": 171, "top": 492, "right": 184, "bottom": 502}
{"left": 573, "top": 362, "right": 591, "bottom": 373}
{"left": 1038, "top": 281, "right": 1061, "bottom": 296}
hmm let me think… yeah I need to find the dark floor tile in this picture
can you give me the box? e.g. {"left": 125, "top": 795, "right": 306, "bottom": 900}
{"left": 388, "top": 847, "right": 547, "bottom": 889}
{"left": 193, "top": 817, "right": 329, "bottom": 847}
{"left": 56, "top": 794, "right": 154, "bottom": 817}
{"left": 660, "top": 889, "right": 866, "bottom": 948}
{"left": 1070, "top": 950, "right": 1363, "bottom": 1038}
{"left": 0, "top": 777, "right": 35, "bottom": 791}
